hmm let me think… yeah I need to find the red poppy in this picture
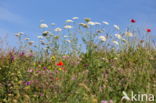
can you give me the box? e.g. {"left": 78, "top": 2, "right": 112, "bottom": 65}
{"left": 146, "top": 29, "right": 151, "bottom": 32}
{"left": 56, "top": 61, "right": 64, "bottom": 66}
{"left": 130, "top": 19, "right": 136, "bottom": 23}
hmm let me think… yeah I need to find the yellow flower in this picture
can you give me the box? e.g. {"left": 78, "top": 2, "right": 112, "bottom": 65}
{"left": 51, "top": 56, "right": 56, "bottom": 62}
{"left": 92, "top": 98, "right": 98, "bottom": 103}
{"left": 58, "top": 68, "right": 62, "bottom": 71}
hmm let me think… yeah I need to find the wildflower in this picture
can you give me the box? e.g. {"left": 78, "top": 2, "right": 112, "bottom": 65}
{"left": 10, "top": 55, "right": 15, "bottom": 62}
{"left": 37, "top": 36, "right": 43, "bottom": 39}
{"left": 84, "top": 18, "right": 91, "bottom": 22}
{"left": 99, "top": 36, "right": 106, "bottom": 42}
{"left": 66, "top": 40, "right": 71, "bottom": 43}
{"left": 88, "top": 21, "right": 96, "bottom": 26}
{"left": 112, "top": 40, "right": 119, "bottom": 45}
{"left": 146, "top": 28, "right": 151, "bottom": 32}
{"left": 66, "top": 19, "right": 73, "bottom": 23}
{"left": 113, "top": 25, "right": 120, "bottom": 30}
{"left": 42, "top": 31, "right": 49, "bottom": 36}
{"left": 12, "top": 99, "right": 18, "bottom": 103}
{"left": 64, "top": 35, "right": 71, "bottom": 38}
{"left": 19, "top": 52, "right": 25, "bottom": 56}
{"left": 58, "top": 67, "right": 64, "bottom": 71}
{"left": 92, "top": 98, "right": 98, "bottom": 103}
{"left": 121, "top": 38, "right": 127, "bottom": 43}
{"left": 40, "top": 23, "right": 48, "bottom": 28}
{"left": 140, "top": 40, "right": 144, "bottom": 43}
{"left": 94, "top": 22, "right": 101, "bottom": 25}
{"left": 130, "top": 19, "right": 136, "bottom": 23}
{"left": 79, "top": 23, "right": 88, "bottom": 28}
{"left": 25, "top": 81, "right": 31, "bottom": 86}
{"left": 103, "top": 21, "right": 109, "bottom": 25}
{"left": 64, "top": 25, "right": 73, "bottom": 29}
{"left": 115, "top": 34, "right": 122, "bottom": 39}
{"left": 51, "top": 56, "right": 56, "bottom": 62}
{"left": 125, "top": 32, "right": 133, "bottom": 37}
{"left": 54, "top": 36, "right": 59, "bottom": 39}
{"left": 56, "top": 61, "right": 64, "bottom": 66}
{"left": 101, "top": 100, "right": 108, "bottom": 103}
{"left": 27, "top": 69, "right": 33, "bottom": 73}
{"left": 54, "top": 27, "right": 62, "bottom": 32}
{"left": 56, "top": 77, "right": 59, "bottom": 80}
{"left": 43, "top": 67, "right": 47, "bottom": 70}
{"left": 72, "top": 17, "right": 79, "bottom": 20}
{"left": 28, "top": 41, "right": 34, "bottom": 45}
{"left": 25, "top": 38, "right": 30, "bottom": 40}
{"left": 16, "top": 32, "right": 24, "bottom": 37}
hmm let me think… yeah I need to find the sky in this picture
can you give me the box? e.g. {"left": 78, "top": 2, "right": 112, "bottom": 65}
{"left": 0, "top": 0, "right": 156, "bottom": 47}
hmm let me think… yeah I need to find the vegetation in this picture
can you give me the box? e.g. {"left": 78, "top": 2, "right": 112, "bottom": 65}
{"left": 0, "top": 18, "right": 155, "bottom": 103}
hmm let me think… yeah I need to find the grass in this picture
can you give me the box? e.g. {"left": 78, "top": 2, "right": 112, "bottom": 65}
{"left": 0, "top": 18, "right": 156, "bottom": 103}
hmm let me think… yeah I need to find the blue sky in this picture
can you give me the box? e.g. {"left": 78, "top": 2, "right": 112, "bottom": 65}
{"left": 0, "top": 0, "right": 156, "bottom": 46}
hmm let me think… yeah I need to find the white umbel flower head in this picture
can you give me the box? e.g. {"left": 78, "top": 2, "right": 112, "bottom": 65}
{"left": 114, "top": 25, "right": 120, "bottom": 30}
{"left": 66, "top": 19, "right": 73, "bottom": 23}
{"left": 72, "top": 17, "right": 79, "bottom": 20}
{"left": 88, "top": 21, "right": 96, "bottom": 26}
{"left": 28, "top": 41, "right": 34, "bottom": 45}
{"left": 94, "top": 22, "right": 101, "bottom": 25}
{"left": 37, "top": 36, "right": 43, "bottom": 39}
{"left": 125, "top": 32, "right": 133, "bottom": 37}
{"left": 40, "top": 23, "right": 48, "bottom": 28}
{"left": 25, "top": 38, "right": 30, "bottom": 40}
{"left": 115, "top": 34, "right": 122, "bottom": 39}
{"left": 16, "top": 32, "right": 24, "bottom": 37}
{"left": 112, "top": 40, "right": 119, "bottom": 45}
{"left": 54, "top": 27, "right": 62, "bottom": 32}
{"left": 103, "top": 21, "right": 109, "bottom": 25}
{"left": 65, "top": 40, "right": 71, "bottom": 43}
{"left": 64, "top": 25, "right": 73, "bottom": 29}
{"left": 99, "top": 36, "right": 107, "bottom": 42}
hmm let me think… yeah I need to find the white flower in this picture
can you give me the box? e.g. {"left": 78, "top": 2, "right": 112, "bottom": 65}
{"left": 42, "top": 31, "right": 49, "bottom": 36}
{"left": 16, "top": 32, "right": 24, "bottom": 37}
{"left": 103, "top": 21, "right": 109, "bottom": 25}
{"left": 72, "top": 17, "right": 79, "bottom": 20}
{"left": 99, "top": 36, "right": 106, "bottom": 42}
{"left": 88, "top": 21, "right": 96, "bottom": 25}
{"left": 54, "top": 27, "right": 62, "bottom": 32}
{"left": 114, "top": 25, "right": 120, "bottom": 30}
{"left": 121, "top": 38, "right": 127, "bottom": 43}
{"left": 115, "top": 34, "right": 122, "bottom": 39}
{"left": 112, "top": 40, "right": 119, "bottom": 45}
{"left": 88, "top": 21, "right": 101, "bottom": 26}
{"left": 66, "top": 19, "right": 73, "bottom": 23}
{"left": 25, "top": 38, "right": 30, "bottom": 40}
{"left": 66, "top": 40, "right": 71, "bottom": 43}
{"left": 28, "top": 41, "right": 34, "bottom": 45}
{"left": 37, "top": 36, "right": 43, "bottom": 39}
{"left": 79, "top": 23, "right": 88, "bottom": 28}
{"left": 125, "top": 32, "right": 133, "bottom": 37}
{"left": 94, "top": 22, "right": 101, "bottom": 25}
{"left": 40, "top": 24, "right": 48, "bottom": 28}
{"left": 64, "top": 25, "right": 73, "bottom": 29}
{"left": 64, "top": 35, "right": 71, "bottom": 38}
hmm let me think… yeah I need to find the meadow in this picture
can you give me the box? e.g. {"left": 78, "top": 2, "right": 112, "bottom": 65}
{"left": 0, "top": 17, "right": 156, "bottom": 103}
